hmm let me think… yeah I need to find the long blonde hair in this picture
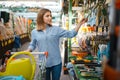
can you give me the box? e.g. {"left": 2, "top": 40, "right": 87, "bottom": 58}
{"left": 36, "top": 8, "right": 52, "bottom": 30}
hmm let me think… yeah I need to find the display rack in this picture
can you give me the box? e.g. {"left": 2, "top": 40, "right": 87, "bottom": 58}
{"left": 0, "top": 10, "right": 32, "bottom": 61}
{"left": 64, "top": 0, "right": 110, "bottom": 80}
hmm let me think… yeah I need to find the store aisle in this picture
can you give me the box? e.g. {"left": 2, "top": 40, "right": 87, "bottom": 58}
{"left": 18, "top": 42, "right": 70, "bottom": 80}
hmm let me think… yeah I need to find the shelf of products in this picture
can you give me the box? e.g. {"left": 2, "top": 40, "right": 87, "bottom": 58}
{"left": 64, "top": 0, "right": 110, "bottom": 80}
{"left": 68, "top": 53, "right": 103, "bottom": 80}
{"left": 0, "top": 10, "right": 33, "bottom": 59}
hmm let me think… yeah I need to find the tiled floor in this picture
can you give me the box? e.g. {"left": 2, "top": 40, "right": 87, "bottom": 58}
{"left": 19, "top": 41, "right": 70, "bottom": 80}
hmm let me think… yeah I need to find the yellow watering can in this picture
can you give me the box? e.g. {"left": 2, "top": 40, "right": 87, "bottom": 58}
{"left": 0, "top": 51, "right": 36, "bottom": 80}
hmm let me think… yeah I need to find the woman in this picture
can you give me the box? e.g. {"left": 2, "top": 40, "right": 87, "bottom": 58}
{"left": 26, "top": 8, "right": 87, "bottom": 80}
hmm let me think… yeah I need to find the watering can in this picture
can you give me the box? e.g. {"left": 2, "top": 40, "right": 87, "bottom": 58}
{"left": 0, "top": 51, "right": 36, "bottom": 80}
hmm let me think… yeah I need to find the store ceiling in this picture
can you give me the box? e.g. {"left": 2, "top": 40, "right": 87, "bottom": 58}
{"left": 0, "top": 0, "right": 111, "bottom": 20}
{"left": 0, "top": 0, "right": 58, "bottom": 2}
{"left": 0, "top": 0, "right": 62, "bottom": 20}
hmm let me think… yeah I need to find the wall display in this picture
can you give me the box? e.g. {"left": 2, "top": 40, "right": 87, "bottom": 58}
{"left": 64, "top": 0, "right": 111, "bottom": 80}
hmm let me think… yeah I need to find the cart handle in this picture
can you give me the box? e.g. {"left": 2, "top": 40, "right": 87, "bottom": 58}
{"left": 27, "top": 51, "right": 48, "bottom": 58}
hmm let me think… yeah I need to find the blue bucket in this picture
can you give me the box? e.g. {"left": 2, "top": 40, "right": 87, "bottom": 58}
{"left": 0, "top": 76, "right": 25, "bottom": 80}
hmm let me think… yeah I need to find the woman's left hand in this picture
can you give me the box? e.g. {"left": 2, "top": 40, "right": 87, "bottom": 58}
{"left": 75, "top": 18, "right": 88, "bottom": 32}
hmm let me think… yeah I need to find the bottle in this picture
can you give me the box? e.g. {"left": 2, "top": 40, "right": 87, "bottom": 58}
{"left": 104, "top": 0, "right": 120, "bottom": 80}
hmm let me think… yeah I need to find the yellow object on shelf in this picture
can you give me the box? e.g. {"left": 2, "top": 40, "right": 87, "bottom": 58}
{"left": 0, "top": 51, "right": 36, "bottom": 80}
{"left": 70, "top": 59, "right": 75, "bottom": 64}
{"left": 83, "top": 59, "right": 91, "bottom": 63}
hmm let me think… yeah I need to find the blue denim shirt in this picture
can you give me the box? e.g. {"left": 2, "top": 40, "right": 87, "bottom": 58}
{"left": 28, "top": 25, "right": 77, "bottom": 67}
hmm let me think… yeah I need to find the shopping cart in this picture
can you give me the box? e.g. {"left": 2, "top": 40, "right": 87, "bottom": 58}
{"left": 0, "top": 51, "right": 47, "bottom": 80}
{"left": 31, "top": 52, "right": 48, "bottom": 80}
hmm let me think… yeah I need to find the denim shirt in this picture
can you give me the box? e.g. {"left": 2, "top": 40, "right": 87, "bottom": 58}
{"left": 28, "top": 25, "right": 77, "bottom": 67}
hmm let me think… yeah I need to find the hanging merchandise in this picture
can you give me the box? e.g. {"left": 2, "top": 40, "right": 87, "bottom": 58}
{"left": 1, "top": 11, "right": 10, "bottom": 24}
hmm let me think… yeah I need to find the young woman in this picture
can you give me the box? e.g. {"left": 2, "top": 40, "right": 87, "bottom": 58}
{"left": 26, "top": 8, "right": 87, "bottom": 80}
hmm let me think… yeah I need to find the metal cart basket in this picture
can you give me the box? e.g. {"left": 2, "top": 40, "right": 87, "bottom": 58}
{"left": 31, "top": 52, "right": 48, "bottom": 80}
{"left": 10, "top": 51, "right": 48, "bottom": 80}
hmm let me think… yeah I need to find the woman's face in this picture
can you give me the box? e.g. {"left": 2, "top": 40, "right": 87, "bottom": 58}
{"left": 43, "top": 11, "right": 52, "bottom": 25}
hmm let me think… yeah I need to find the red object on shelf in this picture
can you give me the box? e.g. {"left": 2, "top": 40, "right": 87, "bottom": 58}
{"left": 71, "top": 51, "right": 88, "bottom": 58}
